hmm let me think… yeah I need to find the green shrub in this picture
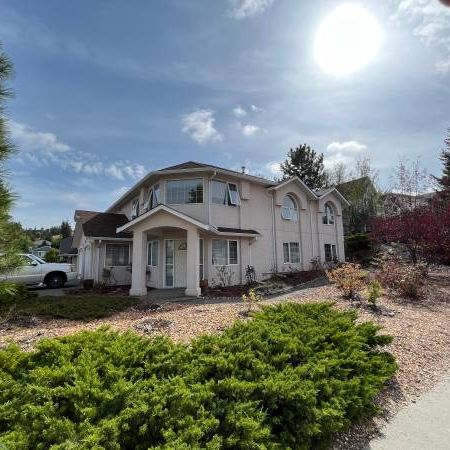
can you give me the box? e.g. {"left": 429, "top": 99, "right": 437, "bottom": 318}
{"left": 44, "top": 248, "right": 60, "bottom": 263}
{"left": 366, "top": 280, "right": 382, "bottom": 307}
{"left": 0, "top": 303, "right": 397, "bottom": 449}
{"left": 345, "top": 233, "right": 371, "bottom": 254}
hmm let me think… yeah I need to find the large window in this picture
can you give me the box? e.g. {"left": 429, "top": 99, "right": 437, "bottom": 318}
{"left": 131, "top": 198, "right": 139, "bottom": 219}
{"left": 322, "top": 203, "right": 335, "bottom": 225}
{"left": 281, "top": 195, "right": 298, "bottom": 221}
{"left": 166, "top": 179, "right": 203, "bottom": 204}
{"left": 283, "top": 242, "right": 300, "bottom": 264}
{"left": 211, "top": 181, "right": 240, "bottom": 206}
{"left": 147, "top": 240, "right": 159, "bottom": 266}
{"left": 324, "top": 244, "right": 337, "bottom": 262}
{"left": 212, "top": 239, "right": 238, "bottom": 265}
{"left": 105, "top": 244, "right": 130, "bottom": 266}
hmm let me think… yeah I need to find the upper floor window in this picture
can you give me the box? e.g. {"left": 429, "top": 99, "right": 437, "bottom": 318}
{"left": 322, "top": 203, "right": 335, "bottom": 225}
{"left": 281, "top": 195, "right": 298, "bottom": 221}
{"left": 166, "top": 179, "right": 203, "bottom": 204}
{"left": 131, "top": 198, "right": 139, "bottom": 219}
{"left": 212, "top": 180, "right": 241, "bottom": 206}
{"left": 144, "top": 184, "right": 161, "bottom": 211}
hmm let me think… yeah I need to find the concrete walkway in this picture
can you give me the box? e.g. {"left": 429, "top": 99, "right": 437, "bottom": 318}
{"left": 367, "top": 372, "right": 450, "bottom": 450}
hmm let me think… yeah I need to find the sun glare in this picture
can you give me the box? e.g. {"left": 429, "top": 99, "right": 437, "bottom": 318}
{"left": 314, "top": 3, "right": 382, "bottom": 76}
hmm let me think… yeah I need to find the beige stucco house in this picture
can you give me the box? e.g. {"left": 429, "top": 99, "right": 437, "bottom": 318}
{"left": 73, "top": 161, "right": 349, "bottom": 296}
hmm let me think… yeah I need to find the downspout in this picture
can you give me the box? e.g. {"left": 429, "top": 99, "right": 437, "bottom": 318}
{"left": 270, "top": 191, "right": 278, "bottom": 272}
{"left": 309, "top": 200, "right": 315, "bottom": 259}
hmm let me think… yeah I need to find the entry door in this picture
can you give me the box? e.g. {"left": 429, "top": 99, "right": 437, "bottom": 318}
{"left": 174, "top": 239, "right": 187, "bottom": 287}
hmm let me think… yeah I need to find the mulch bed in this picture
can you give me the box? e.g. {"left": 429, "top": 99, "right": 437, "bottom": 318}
{"left": 269, "top": 269, "right": 325, "bottom": 286}
{"left": 64, "top": 285, "right": 131, "bottom": 296}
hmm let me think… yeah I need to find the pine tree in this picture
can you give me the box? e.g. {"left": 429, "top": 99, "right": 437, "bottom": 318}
{"left": 60, "top": 220, "right": 72, "bottom": 238}
{"left": 0, "top": 45, "right": 26, "bottom": 288}
{"left": 280, "top": 144, "right": 328, "bottom": 189}
{"left": 435, "top": 129, "right": 450, "bottom": 191}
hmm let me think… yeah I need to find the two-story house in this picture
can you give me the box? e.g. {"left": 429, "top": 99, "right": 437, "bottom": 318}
{"left": 72, "top": 161, "right": 349, "bottom": 296}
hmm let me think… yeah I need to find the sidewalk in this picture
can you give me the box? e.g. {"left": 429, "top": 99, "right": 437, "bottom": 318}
{"left": 367, "top": 372, "right": 450, "bottom": 450}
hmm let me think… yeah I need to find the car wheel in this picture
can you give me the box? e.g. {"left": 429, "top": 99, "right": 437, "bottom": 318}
{"left": 46, "top": 273, "right": 65, "bottom": 289}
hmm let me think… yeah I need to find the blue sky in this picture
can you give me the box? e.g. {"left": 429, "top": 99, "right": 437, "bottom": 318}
{"left": 1, "top": 0, "right": 449, "bottom": 228}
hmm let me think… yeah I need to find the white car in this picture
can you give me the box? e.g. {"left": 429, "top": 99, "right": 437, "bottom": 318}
{"left": 2, "top": 254, "right": 78, "bottom": 289}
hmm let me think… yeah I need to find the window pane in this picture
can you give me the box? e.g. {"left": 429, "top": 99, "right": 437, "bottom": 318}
{"left": 228, "top": 183, "right": 240, "bottom": 205}
{"left": 166, "top": 179, "right": 203, "bottom": 204}
{"left": 281, "top": 207, "right": 290, "bottom": 220}
{"left": 106, "top": 244, "right": 129, "bottom": 266}
{"left": 283, "top": 243, "right": 290, "bottom": 263}
{"left": 131, "top": 199, "right": 139, "bottom": 218}
{"left": 199, "top": 239, "right": 204, "bottom": 280}
{"left": 282, "top": 195, "right": 298, "bottom": 221}
{"left": 290, "top": 242, "right": 300, "bottom": 263}
{"left": 212, "top": 180, "right": 227, "bottom": 204}
{"left": 324, "top": 244, "right": 332, "bottom": 262}
{"left": 228, "top": 240, "right": 238, "bottom": 264}
{"left": 152, "top": 241, "right": 159, "bottom": 266}
{"left": 331, "top": 245, "right": 337, "bottom": 261}
{"left": 147, "top": 242, "right": 152, "bottom": 265}
{"left": 212, "top": 239, "right": 227, "bottom": 265}
{"left": 152, "top": 185, "right": 160, "bottom": 208}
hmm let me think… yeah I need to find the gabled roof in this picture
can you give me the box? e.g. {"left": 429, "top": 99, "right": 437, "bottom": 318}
{"left": 161, "top": 161, "right": 210, "bottom": 171}
{"left": 74, "top": 210, "right": 100, "bottom": 224}
{"left": 316, "top": 187, "right": 351, "bottom": 207}
{"left": 83, "top": 213, "right": 132, "bottom": 239}
{"left": 266, "top": 176, "right": 318, "bottom": 200}
{"left": 336, "top": 176, "right": 373, "bottom": 197}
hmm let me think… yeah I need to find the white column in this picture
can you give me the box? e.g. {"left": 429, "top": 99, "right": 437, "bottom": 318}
{"left": 185, "top": 228, "right": 201, "bottom": 297}
{"left": 129, "top": 230, "right": 147, "bottom": 296}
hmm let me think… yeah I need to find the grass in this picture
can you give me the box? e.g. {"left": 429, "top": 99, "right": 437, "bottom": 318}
{"left": 0, "top": 295, "right": 139, "bottom": 321}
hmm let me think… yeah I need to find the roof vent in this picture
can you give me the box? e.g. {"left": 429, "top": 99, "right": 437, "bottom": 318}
{"left": 241, "top": 166, "right": 246, "bottom": 174}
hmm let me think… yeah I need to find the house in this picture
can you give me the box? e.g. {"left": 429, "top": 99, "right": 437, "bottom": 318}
{"left": 381, "top": 191, "right": 436, "bottom": 216}
{"left": 30, "top": 240, "right": 53, "bottom": 258}
{"left": 335, "top": 176, "right": 380, "bottom": 234}
{"left": 58, "top": 236, "right": 78, "bottom": 264}
{"left": 73, "top": 161, "right": 349, "bottom": 296}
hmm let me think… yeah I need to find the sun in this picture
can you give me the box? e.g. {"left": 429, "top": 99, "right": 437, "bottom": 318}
{"left": 314, "top": 3, "right": 382, "bottom": 76}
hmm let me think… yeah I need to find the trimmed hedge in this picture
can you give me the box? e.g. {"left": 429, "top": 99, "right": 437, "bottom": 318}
{"left": 0, "top": 303, "right": 397, "bottom": 449}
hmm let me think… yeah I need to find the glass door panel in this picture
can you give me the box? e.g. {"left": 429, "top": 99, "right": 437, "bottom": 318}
{"left": 165, "top": 240, "right": 174, "bottom": 287}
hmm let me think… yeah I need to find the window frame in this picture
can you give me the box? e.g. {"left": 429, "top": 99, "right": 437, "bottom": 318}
{"left": 283, "top": 242, "right": 300, "bottom": 264}
{"left": 211, "top": 180, "right": 241, "bottom": 206}
{"left": 322, "top": 203, "right": 335, "bottom": 225}
{"left": 166, "top": 178, "right": 204, "bottom": 205}
{"left": 105, "top": 243, "right": 130, "bottom": 267}
{"left": 281, "top": 195, "right": 299, "bottom": 221}
{"left": 211, "top": 239, "right": 239, "bottom": 266}
{"left": 324, "top": 243, "right": 337, "bottom": 262}
{"left": 147, "top": 240, "right": 160, "bottom": 267}
{"left": 131, "top": 198, "right": 140, "bottom": 219}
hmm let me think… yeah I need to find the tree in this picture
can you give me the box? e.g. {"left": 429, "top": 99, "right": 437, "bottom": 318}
{"left": 60, "top": 220, "right": 72, "bottom": 238}
{"left": 326, "top": 162, "right": 350, "bottom": 186}
{"left": 433, "top": 128, "right": 450, "bottom": 203}
{"left": 44, "top": 248, "right": 60, "bottom": 263}
{"left": 0, "top": 45, "right": 26, "bottom": 287}
{"left": 280, "top": 144, "right": 328, "bottom": 189}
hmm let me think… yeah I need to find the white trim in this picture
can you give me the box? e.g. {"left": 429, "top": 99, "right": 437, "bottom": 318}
{"left": 318, "top": 187, "right": 351, "bottom": 207}
{"left": 87, "top": 237, "right": 133, "bottom": 242}
{"left": 211, "top": 239, "right": 239, "bottom": 266}
{"left": 267, "top": 176, "right": 317, "bottom": 200}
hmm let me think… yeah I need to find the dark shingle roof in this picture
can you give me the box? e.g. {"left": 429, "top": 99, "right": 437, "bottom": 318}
{"left": 59, "top": 236, "right": 74, "bottom": 254}
{"left": 82, "top": 213, "right": 132, "bottom": 239}
{"left": 161, "top": 161, "right": 209, "bottom": 171}
{"left": 217, "top": 227, "right": 259, "bottom": 235}
{"left": 74, "top": 210, "right": 101, "bottom": 224}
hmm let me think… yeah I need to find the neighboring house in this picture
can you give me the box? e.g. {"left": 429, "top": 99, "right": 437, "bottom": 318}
{"left": 382, "top": 191, "right": 436, "bottom": 216}
{"left": 335, "top": 176, "right": 379, "bottom": 234}
{"left": 30, "top": 240, "right": 52, "bottom": 258}
{"left": 73, "top": 161, "right": 349, "bottom": 296}
{"left": 59, "top": 236, "right": 78, "bottom": 264}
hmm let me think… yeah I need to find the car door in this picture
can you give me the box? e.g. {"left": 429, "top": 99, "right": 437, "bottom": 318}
{"left": 12, "top": 255, "right": 42, "bottom": 285}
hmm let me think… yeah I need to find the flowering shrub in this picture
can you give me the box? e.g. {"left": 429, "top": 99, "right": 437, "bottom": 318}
{"left": 326, "top": 263, "right": 367, "bottom": 298}
{"left": 377, "top": 253, "right": 426, "bottom": 298}
{"left": 242, "top": 288, "right": 262, "bottom": 312}
{"left": 0, "top": 303, "right": 396, "bottom": 450}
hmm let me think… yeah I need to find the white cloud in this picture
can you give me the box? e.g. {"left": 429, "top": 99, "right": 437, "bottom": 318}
{"left": 227, "top": 0, "right": 275, "bottom": 19}
{"left": 265, "top": 161, "right": 282, "bottom": 177}
{"left": 393, "top": 0, "right": 450, "bottom": 73}
{"left": 9, "top": 120, "right": 146, "bottom": 181}
{"left": 233, "top": 105, "right": 247, "bottom": 117}
{"left": 324, "top": 140, "right": 367, "bottom": 169}
{"left": 250, "top": 104, "right": 264, "bottom": 113}
{"left": 326, "top": 140, "right": 367, "bottom": 154}
{"left": 241, "top": 123, "right": 261, "bottom": 136}
{"left": 9, "top": 120, "right": 70, "bottom": 153}
{"left": 181, "top": 109, "right": 222, "bottom": 144}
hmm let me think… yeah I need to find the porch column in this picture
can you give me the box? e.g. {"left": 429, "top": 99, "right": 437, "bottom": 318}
{"left": 130, "top": 229, "right": 147, "bottom": 296}
{"left": 185, "top": 228, "right": 201, "bottom": 297}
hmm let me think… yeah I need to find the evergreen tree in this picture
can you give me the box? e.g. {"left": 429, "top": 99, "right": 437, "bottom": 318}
{"left": 0, "top": 45, "right": 26, "bottom": 287}
{"left": 280, "top": 144, "right": 328, "bottom": 189}
{"left": 60, "top": 220, "right": 72, "bottom": 238}
{"left": 434, "top": 129, "right": 450, "bottom": 192}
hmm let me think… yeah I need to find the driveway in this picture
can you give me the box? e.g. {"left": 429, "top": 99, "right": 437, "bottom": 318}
{"left": 29, "top": 279, "right": 80, "bottom": 297}
{"left": 367, "top": 371, "right": 450, "bottom": 450}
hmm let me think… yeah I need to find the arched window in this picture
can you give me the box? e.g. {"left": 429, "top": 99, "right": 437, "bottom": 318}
{"left": 322, "top": 203, "right": 335, "bottom": 225}
{"left": 281, "top": 195, "right": 298, "bottom": 221}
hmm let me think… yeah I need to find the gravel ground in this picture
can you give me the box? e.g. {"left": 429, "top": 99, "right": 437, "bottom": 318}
{"left": 1, "top": 268, "right": 449, "bottom": 449}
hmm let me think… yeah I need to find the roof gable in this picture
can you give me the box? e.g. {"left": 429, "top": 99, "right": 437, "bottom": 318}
{"left": 82, "top": 213, "right": 132, "bottom": 238}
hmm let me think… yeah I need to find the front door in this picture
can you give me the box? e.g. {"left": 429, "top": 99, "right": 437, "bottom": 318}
{"left": 174, "top": 239, "right": 187, "bottom": 287}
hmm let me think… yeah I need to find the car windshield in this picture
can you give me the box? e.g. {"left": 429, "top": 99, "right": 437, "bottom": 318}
{"left": 30, "top": 255, "right": 46, "bottom": 264}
